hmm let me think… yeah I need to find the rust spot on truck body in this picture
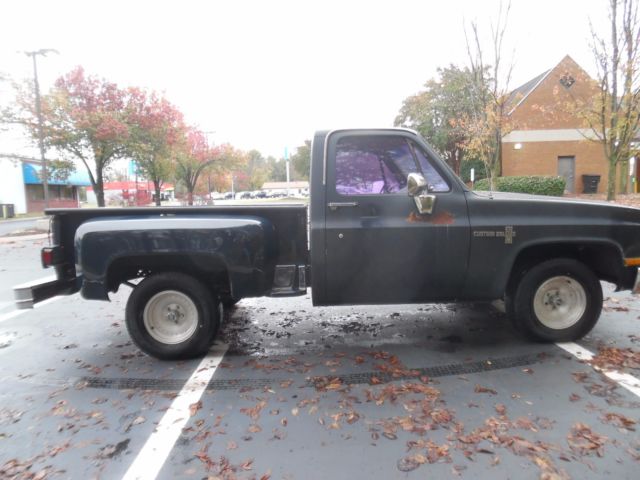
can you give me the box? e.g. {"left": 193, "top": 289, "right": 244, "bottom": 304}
{"left": 407, "top": 211, "right": 455, "bottom": 225}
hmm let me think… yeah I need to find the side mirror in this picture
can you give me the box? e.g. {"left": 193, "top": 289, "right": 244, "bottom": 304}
{"left": 407, "top": 173, "right": 436, "bottom": 215}
{"left": 407, "top": 173, "right": 428, "bottom": 196}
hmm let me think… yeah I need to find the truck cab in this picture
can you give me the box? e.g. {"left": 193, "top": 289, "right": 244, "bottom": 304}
{"left": 309, "top": 129, "right": 470, "bottom": 305}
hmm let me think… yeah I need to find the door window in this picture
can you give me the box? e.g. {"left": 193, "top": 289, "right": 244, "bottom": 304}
{"left": 334, "top": 135, "right": 450, "bottom": 195}
{"left": 412, "top": 144, "right": 450, "bottom": 192}
{"left": 335, "top": 136, "right": 417, "bottom": 195}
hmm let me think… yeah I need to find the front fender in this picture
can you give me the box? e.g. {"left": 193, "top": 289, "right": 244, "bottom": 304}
{"left": 75, "top": 215, "right": 277, "bottom": 300}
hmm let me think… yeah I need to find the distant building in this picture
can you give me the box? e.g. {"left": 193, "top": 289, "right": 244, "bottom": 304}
{"left": 0, "top": 154, "right": 91, "bottom": 214}
{"left": 86, "top": 181, "right": 175, "bottom": 206}
{"left": 261, "top": 181, "right": 309, "bottom": 195}
{"left": 501, "top": 55, "right": 625, "bottom": 194}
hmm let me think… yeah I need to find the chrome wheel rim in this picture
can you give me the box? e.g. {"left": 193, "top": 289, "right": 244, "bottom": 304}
{"left": 143, "top": 290, "right": 198, "bottom": 344}
{"left": 533, "top": 276, "right": 586, "bottom": 330}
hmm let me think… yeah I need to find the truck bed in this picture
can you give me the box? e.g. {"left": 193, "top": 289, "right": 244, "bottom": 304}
{"left": 46, "top": 204, "right": 309, "bottom": 278}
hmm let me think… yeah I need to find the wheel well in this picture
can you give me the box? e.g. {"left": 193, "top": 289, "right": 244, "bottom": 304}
{"left": 506, "top": 242, "right": 626, "bottom": 295}
{"left": 106, "top": 254, "right": 231, "bottom": 297}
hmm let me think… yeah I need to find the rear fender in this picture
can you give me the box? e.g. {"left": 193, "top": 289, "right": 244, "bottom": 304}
{"left": 75, "top": 215, "right": 277, "bottom": 300}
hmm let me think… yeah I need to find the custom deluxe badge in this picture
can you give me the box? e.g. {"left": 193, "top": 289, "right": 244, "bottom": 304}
{"left": 473, "top": 226, "right": 516, "bottom": 244}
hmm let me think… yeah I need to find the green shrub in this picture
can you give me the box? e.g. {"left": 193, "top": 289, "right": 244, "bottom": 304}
{"left": 474, "top": 176, "right": 566, "bottom": 196}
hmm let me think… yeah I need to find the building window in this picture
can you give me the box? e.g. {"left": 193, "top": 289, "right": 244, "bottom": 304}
{"left": 560, "top": 74, "right": 575, "bottom": 89}
{"left": 26, "top": 184, "right": 44, "bottom": 201}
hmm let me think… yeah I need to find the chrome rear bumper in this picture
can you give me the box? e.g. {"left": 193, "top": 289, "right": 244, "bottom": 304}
{"left": 14, "top": 276, "right": 77, "bottom": 309}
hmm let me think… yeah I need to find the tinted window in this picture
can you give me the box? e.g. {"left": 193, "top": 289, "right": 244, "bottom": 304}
{"left": 335, "top": 136, "right": 417, "bottom": 195}
{"left": 412, "top": 143, "right": 450, "bottom": 192}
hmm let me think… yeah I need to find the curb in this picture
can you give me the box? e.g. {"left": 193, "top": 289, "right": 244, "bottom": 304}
{"left": 0, "top": 216, "right": 46, "bottom": 223}
{"left": 0, "top": 233, "right": 48, "bottom": 244}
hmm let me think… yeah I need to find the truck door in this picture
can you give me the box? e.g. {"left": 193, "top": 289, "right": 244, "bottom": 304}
{"left": 323, "top": 131, "right": 470, "bottom": 305}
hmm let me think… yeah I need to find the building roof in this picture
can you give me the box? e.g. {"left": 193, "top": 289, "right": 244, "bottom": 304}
{"left": 505, "top": 55, "right": 588, "bottom": 115}
{"left": 505, "top": 69, "right": 550, "bottom": 113}
{"left": 22, "top": 162, "right": 92, "bottom": 186}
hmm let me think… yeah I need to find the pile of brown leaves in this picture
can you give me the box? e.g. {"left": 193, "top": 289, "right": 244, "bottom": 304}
{"left": 601, "top": 412, "right": 636, "bottom": 430}
{"left": 365, "top": 382, "right": 441, "bottom": 406}
{"left": 194, "top": 444, "right": 270, "bottom": 480}
{"left": 0, "top": 459, "right": 50, "bottom": 480}
{"left": 590, "top": 347, "right": 640, "bottom": 371}
{"left": 566, "top": 422, "right": 608, "bottom": 457}
{"left": 398, "top": 440, "right": 452, "bottom": 471}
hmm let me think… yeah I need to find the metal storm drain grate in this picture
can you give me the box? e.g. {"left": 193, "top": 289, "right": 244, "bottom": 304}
{"left": 77, "top": 353, "right": 543, "bottom": 392}
{"left": 316, "top": 354, "right": 542, "bottom": 388}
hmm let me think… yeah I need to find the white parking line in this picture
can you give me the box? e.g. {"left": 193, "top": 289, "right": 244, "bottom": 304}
{"left": 0, "top": 296, "right": 62, "bottom": 324}
{"left": 122, "top": 342, "right": 229, "bottom": 480}
{"left": 556, "top": 342, "right": 640, "bottom": 398}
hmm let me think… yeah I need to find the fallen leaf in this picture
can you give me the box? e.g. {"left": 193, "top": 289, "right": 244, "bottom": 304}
{"left": 248, "top": 424, "right": 262, "bottom": 433}
{"left": 572, "top": 372, "right": 589, "bottom": 383}
{"left": 397, "top": 456, "right": 421, "bottom": 472}
{"left": 240, "top": 401, "right": 267, "bottom": 421}
{"left": 567, "top": 422, "right": 608, "bottom": 457}
{"left": 346, "top": 411, "right": 360, "bottom": 424}
{"left": 601, "top": 412, "right": 636, "bottom": 430}
{"left": 189, "top": 401, "right": 202, "bottom": 417}
{"left": 474, "top": 384, "right": 497, "bottom": 395}
{"left": 132, "top": 416, "right": 145, "bottom": 426}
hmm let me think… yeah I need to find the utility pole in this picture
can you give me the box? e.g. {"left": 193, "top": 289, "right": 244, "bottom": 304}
{"left": 25, "top": 49, "right": 58, "bottom": 209}
{"left": 284, "top": 146, "right": 290, "bottom": 197}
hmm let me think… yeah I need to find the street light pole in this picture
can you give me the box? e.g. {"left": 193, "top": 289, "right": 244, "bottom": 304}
{"left": 25, "top": 49, "right": 58, "bottom": 209}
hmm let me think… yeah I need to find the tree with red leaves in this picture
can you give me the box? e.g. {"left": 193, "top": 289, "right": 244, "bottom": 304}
{"left": 174, "top": 129, "right": 220, "bottom": 205}
{"left": 126, "top": 89, "right": 185, "bottom": 206}
{"left": 33, "top": 66, "right": 131, "bottom": 206}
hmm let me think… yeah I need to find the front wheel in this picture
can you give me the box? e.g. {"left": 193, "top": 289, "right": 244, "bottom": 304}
{"left": 509, "top": 258, "right": 602, "bottom": 342}
{"left": 125, "top": 272, "right": 221, "bottom": 360}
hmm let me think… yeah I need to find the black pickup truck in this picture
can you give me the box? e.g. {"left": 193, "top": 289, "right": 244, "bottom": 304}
{"left": 15, "top": 129, "right": 640, "bottom": 359}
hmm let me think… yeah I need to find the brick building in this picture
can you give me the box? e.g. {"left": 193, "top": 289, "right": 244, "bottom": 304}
{"left": 0, "top": 154, "right": 91, "bottom": 214}
{"left": 502, "top": 55, "right": 621, "bottom": 194}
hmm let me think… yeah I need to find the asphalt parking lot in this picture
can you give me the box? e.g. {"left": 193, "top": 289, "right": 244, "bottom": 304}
{"left": 0, "top": 236, "right": 639, "bottom": 479}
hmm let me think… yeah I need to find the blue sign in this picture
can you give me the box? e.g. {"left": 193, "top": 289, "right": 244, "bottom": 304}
{"left": 22, "top": 162, "right": 92, "bottom": 186}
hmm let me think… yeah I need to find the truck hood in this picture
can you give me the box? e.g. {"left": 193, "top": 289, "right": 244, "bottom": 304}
{"left": 468, "top": 190, "right": 640, "bottom": 223}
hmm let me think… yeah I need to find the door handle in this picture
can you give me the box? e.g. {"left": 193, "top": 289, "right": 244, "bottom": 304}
{"left": 327, "top": 202, "right": 359, "bottom": 210}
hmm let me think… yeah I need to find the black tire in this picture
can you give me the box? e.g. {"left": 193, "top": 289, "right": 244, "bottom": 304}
{"left": 510, "top": 258, "right": 602, "bottom": 342}
{"left": 125, "top": 272, "right": 220, "bottom": 360}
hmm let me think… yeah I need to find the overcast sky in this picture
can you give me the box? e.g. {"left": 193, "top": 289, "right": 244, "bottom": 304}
{"left": 1, "top": 0, "right": 609, "bottom": 159}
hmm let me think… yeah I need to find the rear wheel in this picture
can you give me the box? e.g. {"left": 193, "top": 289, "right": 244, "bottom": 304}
{"left": 510, "top": 258, "right": 602, "bottom": 342}
{"left": 125, "top": 272, "right": 220, "bottom": 360}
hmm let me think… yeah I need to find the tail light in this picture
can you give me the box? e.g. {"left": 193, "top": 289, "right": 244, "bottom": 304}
{"left": 41, "top": 247, "right": 63, "bottom": 268}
